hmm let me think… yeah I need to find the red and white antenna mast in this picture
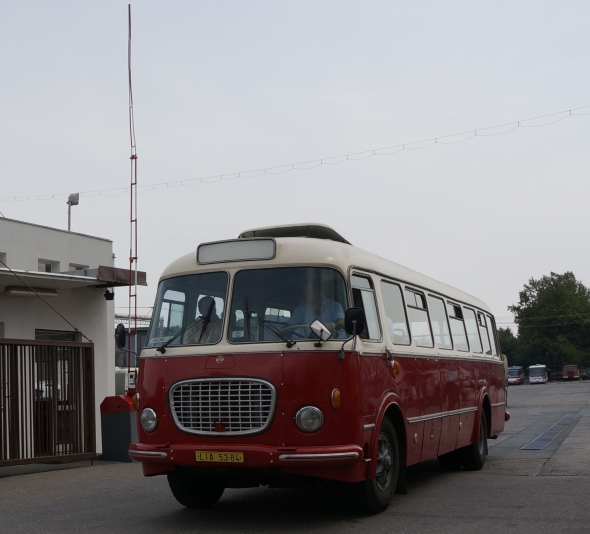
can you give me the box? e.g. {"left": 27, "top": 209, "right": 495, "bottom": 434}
{"left": 127, "top": 4, "right": 138, "bottom": 389}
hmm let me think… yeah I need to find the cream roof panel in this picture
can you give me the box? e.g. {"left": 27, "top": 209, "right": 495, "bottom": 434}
{"left": 159, "top": 237, "right": 491, "bottom": 313}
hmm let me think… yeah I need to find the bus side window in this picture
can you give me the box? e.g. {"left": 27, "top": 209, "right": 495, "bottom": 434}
{"left": 486, "top": 314, "right": 498, "bottom": 357}
{"left": 447, "top": 303, "right": 469, "bottom": 352}
{"left": 427, "top": 295, "right": 452, "bottom": 349}
{"left": 477, "top": 312, "right": 492, "bottom": 356}
{"left": 404, "top": 288, "right": 433, "bottom": 348}
{"left": 380, "top": 281, "right": 410, "bottom": 345}
{"left": 351, "top": 275, "right": 381, "bottom": 341}
{"left": 463, "top": 307, "right": 483, "bottom": 354}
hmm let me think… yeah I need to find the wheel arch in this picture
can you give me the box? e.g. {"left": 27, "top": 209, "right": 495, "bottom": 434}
{"left": 367, "top": 394, "right": 406, "bottom": 479}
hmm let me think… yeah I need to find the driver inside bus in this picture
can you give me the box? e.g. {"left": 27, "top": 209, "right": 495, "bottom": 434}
{"left": 286, "top": 271, "right": 345, "bottom": 338}
{"left": 183, "top": 296, "right": 223, "bottom": 345}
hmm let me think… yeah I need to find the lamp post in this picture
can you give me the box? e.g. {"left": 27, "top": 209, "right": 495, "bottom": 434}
{"left": 67, "top": 193, "right": 79, "bottom": 231}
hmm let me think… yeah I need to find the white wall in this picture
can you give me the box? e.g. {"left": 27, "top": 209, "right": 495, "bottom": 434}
{"left": 0, "top": 218, "right": 117, "bottom": 454}
{"left": 0, "top": 218, "right": 113, "bottom": 272}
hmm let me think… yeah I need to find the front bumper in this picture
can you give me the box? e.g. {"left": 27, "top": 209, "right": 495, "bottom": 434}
{"left": 129, "top": 442, "right": 363, "bottom": 476}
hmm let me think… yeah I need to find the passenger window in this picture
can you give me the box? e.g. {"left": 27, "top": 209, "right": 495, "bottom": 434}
{"left": 447, "top": 303, "right": 469, "bottom": 352}
{"left": 477, "top": 312, "right": 492, "bottom": 356}
{"left": 463, "top": 308, "right": 482, "bottom": 354}
{"left": 351, "top": 275, "right": 381, "bottom": 341}
{"left": 486, "top": 315, "right": 498, "bottom": 357}
{"left": 404, "top": 288, "right": 433, "bottom": 348}
{"left": 427, "top": 295, "right": 452, "bottom": 349}
{"left": 380, "top": 281, "right": 410, "bottom": 345}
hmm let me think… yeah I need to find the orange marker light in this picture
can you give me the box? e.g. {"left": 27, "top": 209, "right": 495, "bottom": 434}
{"left": 331, "top": 388, "right": 341, "bottom": 409}
{"left": 132, "top": 393, "right": 140, "bottom": 411}
{"left": 391, "top": 360, "right": 401, "bottom": 378}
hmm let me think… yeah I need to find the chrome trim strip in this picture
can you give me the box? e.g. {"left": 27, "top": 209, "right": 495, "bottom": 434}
{"left": 407, "top": 406, "right": 478, "bottom": 424}
{"left": 491, "top": 402, "right": 505, "bottom": 407}
{"left": 363, "top": 424, "right": 376, "bottom": 431}
{"left": 128, "top": 450, "right": 167, "bottom": 459}
{"left": 278, "top": 452, "right": 360, "bottom": 462}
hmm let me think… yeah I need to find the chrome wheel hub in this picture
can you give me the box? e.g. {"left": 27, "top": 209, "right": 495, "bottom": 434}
{"left": 376, "top": 433, "right": 393, "bottom": 490}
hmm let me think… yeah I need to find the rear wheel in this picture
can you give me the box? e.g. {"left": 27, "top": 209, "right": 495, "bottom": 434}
{"left": 355, "top": 418, "right": 399, "bottom": 514}
{"left": 437, "top": 449, "right": 462, "bottom": 471}
{"left": 167, "top": 470, "right": 225, "bottom": 508}
{"left": 461, "top": 412, "right": 488, "bottom": 471}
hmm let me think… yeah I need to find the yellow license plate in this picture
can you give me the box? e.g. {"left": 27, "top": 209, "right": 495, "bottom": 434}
{"left": 195, "top": 451, "right": 244, "bottom": 463}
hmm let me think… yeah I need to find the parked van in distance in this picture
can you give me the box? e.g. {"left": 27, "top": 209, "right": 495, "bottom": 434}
{"left": 508, "top": 366, "right": 525, "bottom": 385}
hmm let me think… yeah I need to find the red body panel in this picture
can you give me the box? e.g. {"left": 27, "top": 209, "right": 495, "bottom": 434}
{"left": 132, "top": 348, "right": 506, "bottom": 484}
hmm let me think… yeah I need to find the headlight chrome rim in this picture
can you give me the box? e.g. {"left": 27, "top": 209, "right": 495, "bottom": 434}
{"left": 140, "top": 407, "right": 158, "bottom": 433}
{"left": 295, "top": 406, "right": 324, "bottom": 432}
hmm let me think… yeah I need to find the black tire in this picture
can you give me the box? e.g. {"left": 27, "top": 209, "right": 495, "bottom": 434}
{"left": 437, "top": 448, "right": 462, "bottom": 471}
{"left": 167, "top": 471, "right": 225, "bottom": 508}
{"left": 355, "top": 418, "right": 400, "bottom": 514}
{"left": 461, "top": 411, "right": 488, "bottom": 471}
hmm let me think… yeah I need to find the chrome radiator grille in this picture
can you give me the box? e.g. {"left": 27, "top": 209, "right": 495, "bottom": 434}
{"left": 169, "top": 378, "right": 276, "bottom": 436}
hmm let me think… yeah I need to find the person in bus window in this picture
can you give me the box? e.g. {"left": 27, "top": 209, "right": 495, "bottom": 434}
{"left": 288, "top": 272, "right": 345, "bottom": 338}
{"left": 184, "top": 296, "right": 223, "bottom": 345}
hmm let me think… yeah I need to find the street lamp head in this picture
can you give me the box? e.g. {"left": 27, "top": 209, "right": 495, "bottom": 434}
{"left": 67, "top": 193, "right": 79, "bottom": 206}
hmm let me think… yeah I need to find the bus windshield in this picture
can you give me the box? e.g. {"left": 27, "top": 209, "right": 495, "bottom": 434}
{"left": 228, "top": 267, "right": 348, "bottom": 343}
{"left": 508, "top": 369, "right": 521, "bottom": 378}
{"left": 147, "top": 271, "right": 229, "bottom": 347}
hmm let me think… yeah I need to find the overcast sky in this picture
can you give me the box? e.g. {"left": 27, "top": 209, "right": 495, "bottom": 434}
{"left": 1, "top": 1, "right": 589, "bottom": 330}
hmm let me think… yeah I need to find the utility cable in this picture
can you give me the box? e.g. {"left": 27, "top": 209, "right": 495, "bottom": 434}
{"left": 1, "top": 105, "right": 588, "bottom": 203}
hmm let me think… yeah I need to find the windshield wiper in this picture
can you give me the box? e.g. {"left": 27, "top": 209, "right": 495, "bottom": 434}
{"left": 243, "top": 292, "right": 296, "bottom": 348}
{"left": 157, "top": 316, "right": 206, "bottom": 354}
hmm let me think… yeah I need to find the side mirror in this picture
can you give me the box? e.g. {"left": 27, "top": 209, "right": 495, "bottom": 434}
{"left": 115, "top": 323, "right": 127, "bottom": 350}
{"left": 344, "top": 307, "right": 366, "bottom": 337}
{"left": 310, "top": 320, "right": 332, "bottom": 343}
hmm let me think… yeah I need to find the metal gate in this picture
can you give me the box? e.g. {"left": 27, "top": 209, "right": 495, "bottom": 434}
{"left": 0, "top": 339, "right": 95, "bottom": 466}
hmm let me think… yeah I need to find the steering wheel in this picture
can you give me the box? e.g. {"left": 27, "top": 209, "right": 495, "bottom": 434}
{"left": 279, "top": 324, "right": 311, "bottom": 339}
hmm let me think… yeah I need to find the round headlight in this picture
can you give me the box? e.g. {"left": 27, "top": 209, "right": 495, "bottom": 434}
{"left": 295, "top": 406, "right": 324, "bottom": 432}
{"left": 140, "top": 407, "right": 158, "bottom": 433}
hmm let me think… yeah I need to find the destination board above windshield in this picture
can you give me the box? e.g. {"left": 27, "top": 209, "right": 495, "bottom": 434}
{"left": 197, "top": 238, "right": 276, "bottom": 264}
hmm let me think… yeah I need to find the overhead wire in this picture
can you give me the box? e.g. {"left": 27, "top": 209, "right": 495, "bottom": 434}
{"left": 1, "top": 105, "right": 588, "bottom": 204}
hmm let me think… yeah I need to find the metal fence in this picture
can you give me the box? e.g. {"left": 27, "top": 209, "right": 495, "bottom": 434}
{"left": 0, "top": 339, "right": 95, "bottom": 466}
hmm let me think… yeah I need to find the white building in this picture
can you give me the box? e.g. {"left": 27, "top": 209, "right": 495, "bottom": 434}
{"left": 0, "top": 217, "right": 145, "bottom": 464}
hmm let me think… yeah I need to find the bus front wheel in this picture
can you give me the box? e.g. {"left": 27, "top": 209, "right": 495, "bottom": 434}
{"left": 167, "top": 470, "right": 225, "bottom": 508}
{"left": 355, "top": 418, "right": 399, "bottom": 514}
{"left": 461, "top": 412, "right": 488, "bottom": 471}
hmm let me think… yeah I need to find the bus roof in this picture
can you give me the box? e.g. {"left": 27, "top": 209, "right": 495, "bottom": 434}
{"left": 161, "top": 229, "right": 492, "bottom": 313}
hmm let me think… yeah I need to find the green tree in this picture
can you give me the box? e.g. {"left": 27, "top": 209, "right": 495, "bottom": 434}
{"left": 497, "top": 327, "right": 520, "bottom": 365}
{"left": 508, "top": 272, "right": 590, "bottom": 370}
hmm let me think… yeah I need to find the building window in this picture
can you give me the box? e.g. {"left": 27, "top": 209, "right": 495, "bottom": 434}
{"left": 35, "top": 329, "right": 79, "bottom": 342}
{"left": 0, "top": 322, "right": 4, "bottom": 338}
{"left": 38, "top": 259, "right": 60, "bottom": 273}
{"left": 69, "top": 263, "right": 89, "bottom": 272}
{"left": 0, "top": 252, "right": 6, "bottom": 267}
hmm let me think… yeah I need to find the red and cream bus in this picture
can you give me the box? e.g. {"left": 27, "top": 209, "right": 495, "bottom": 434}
{"left": 128, "top": 223, "right": 508, "bottom": 513}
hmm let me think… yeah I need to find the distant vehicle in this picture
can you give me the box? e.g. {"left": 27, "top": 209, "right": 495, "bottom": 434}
{"left": 562, "top": 364, "right": 580, "bottom": 381}
{"left": 508, "top": 366, "right": 525, "bottom": 385}
{"left": 528, "top": 364, "right": 548, "bottom": 384}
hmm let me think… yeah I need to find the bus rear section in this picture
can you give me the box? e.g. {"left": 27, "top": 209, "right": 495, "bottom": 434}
{"left": 528, "top": 364, "right": 548, "bottom": 384}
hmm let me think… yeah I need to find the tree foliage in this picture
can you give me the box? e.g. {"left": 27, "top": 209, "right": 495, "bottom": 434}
{"left": 508, "top": 272, "right": 590, "bottom": 370}
{"left": 497, "top": 327, "right": 520, "bottom": 365}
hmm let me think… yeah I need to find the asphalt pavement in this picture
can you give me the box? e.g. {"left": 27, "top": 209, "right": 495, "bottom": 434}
{"left": 1, "top": 381, "right": 589, "bottom": 534}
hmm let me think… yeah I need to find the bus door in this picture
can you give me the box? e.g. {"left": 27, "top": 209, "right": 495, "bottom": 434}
{"left": 351, "top": 275, "right": 390, "bottom": 419}
{"left": 379, "top": 280, "right": 422, "bottom": 465}
{"left": 428, "top": 296, "right": 459, "bottom": 457}
{"left": 403, "top": 288, "right": 442, "bottom": 463}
